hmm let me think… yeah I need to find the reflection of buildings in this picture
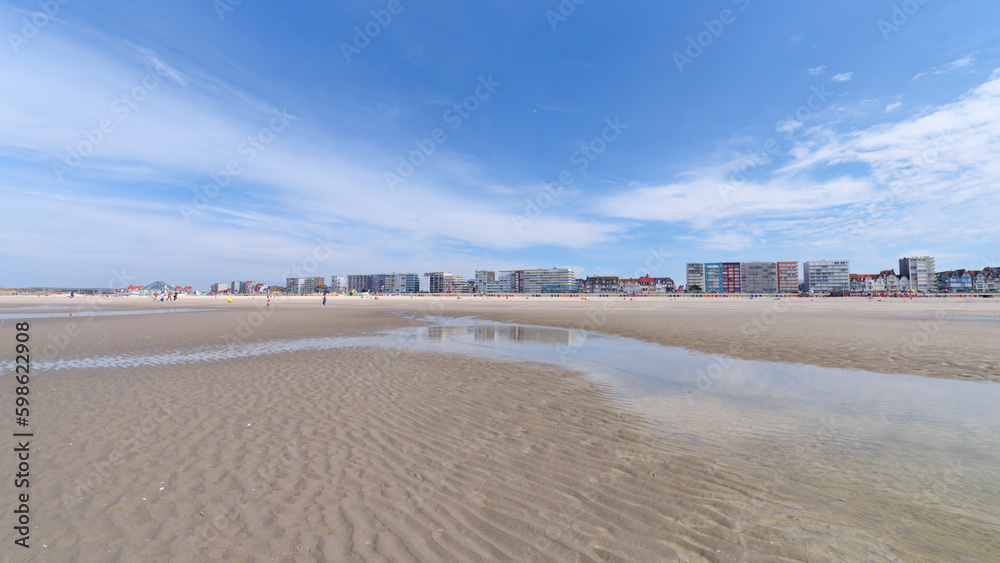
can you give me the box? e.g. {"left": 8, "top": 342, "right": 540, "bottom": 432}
{"left": 426, "top": 326, "right": 471, "bottom": 340}
{"left": 473, "top": 324, "right": 575, "bottom": 346}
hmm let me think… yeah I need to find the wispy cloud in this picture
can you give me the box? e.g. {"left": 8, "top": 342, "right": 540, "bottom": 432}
{"left": 831, "top": 72, "right": 853, "bottom": 82}
{"left": 806, "top": 66, "right": 826, "bottom": 76}
{"left": 913, "top": 55, "right": 976, "bottom": 80}
{"left": 599, "top": 70, "right": 1000, "bottom": 251}
{"left": 885, "top": 101, "right": 902, "bottom": 112}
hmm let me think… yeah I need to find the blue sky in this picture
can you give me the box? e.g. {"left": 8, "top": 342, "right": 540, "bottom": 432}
{"left": 2, "top": 0, "right": 999, "bottom": 289}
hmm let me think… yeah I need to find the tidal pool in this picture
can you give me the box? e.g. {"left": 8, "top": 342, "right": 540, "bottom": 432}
{"left": 32, "top": 316, "right": 1000, "bottom": 559}
{"left": 0, "top": 308, "right": 219, "bottom": 320}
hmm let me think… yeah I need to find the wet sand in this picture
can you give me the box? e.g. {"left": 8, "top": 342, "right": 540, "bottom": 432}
{"left": 1, "top": 295, "right": 996, "bottom": 560}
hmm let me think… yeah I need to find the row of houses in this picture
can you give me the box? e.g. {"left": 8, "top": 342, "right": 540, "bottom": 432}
{"left": 849, "top": 257, "right": 937, "bottom": 294}
{"left": 935, "top": 267, "right": 1000, "bottom": 293}
{"left": 577, "top": 275, "right": 675, "bottom": 294}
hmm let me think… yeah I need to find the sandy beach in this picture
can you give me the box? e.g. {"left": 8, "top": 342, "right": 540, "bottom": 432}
{"left": 1, "top": 294, "right": 997, "bottom": 561}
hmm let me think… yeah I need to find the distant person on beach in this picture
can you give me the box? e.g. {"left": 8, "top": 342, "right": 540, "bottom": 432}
{"left": 266, "top": 298, "right": 270, "bottom": 309}
{"left": 322, "top": 295, "right": 327, "bottom": 308}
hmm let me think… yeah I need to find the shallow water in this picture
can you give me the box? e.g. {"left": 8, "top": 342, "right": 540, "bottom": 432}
{"left": 31, "top": 316, "right": 1000, "bottom": 558}
{"left": 0, "top": 308, "right": 219, "bottom": 320}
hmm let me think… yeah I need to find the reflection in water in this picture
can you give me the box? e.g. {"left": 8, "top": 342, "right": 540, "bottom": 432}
{"left": 425, "top": 326, "right": 469, "bottom": 341}
{"left": 411, "top": 319, "right": 1000, "bottom": 560}
{"left": 37, "top": 317, "right": 999, "bottom": 559}
{"left": 426, "top": 324, "right": 577, "bottom": 346}
{"left": 0, "top": 308, "right": 220, "bottom": 320}
{"left": 474, "top": 324, "right": 576, "bottom": 345}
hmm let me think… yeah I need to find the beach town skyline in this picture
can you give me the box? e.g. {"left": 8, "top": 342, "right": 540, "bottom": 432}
{"left": 3, "top": 2, "right": 1000, "bottom": 289}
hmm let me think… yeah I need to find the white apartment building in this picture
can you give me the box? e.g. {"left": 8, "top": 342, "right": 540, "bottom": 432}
{"left": 899, "top": 256, "right": 936, "bottom": 293}
{"left": 803, "top": 260, "right": 850, "bottom": 293}
{"left": 329, "top": 275, "right": 346, "bottom": 292}
{"left": 686, "top": 263, "right": 705, "bottom": 291}
{"left": 474, "top": 270, "right": 500, "bottom": 293}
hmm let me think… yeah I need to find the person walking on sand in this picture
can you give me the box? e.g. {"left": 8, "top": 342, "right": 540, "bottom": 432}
{"left": 267, "top": 298, "right": 270, "bottom": 309}
{"left": 322, "top": 295, "right": 327, "bottom": 308}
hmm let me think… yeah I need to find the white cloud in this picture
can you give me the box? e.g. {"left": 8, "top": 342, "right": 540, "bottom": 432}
{"left": 831, "top": 72, "right": 853, "bottom": 82}
{"left": 807, "top": 66, "right": 826, "bottom": 76}
{"left": 599, "top": 70, "right": 1000, "bottom": 252}
{"left": 885, "top": 101, "right": 902, "bottom": 112}
{"left": 913, "top": 55, "right": 976, "bottom": 80}
{"left": 775, "top": 119, "right": 803, "bottom": 134}
{"left": 0, "top": 24, "right": 627, "bottom": 268}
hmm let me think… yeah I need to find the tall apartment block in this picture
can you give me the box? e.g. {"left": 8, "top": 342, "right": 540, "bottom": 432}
{"left": 497, "top": 270, "right": 519, "bottom": 293}
{"left": 803, "top": 260, "right": 850, "bottom": 293}
{"left": 689, "top": 261, "right": 799, "bottom": 293}
{"left": 329, "top": 275, "right": 346, "bottom": 292}
{"left": 474, "top": 270, "right": 500, "bottom": 293}
{"left": 776, "top": 261, "right": 799, "bottom": 293}
{"left": 286, "top": 276, "right": 325, "bottom": 295}
{"left": 686, "top": 263, "right": 705, "bottom": 291}
{"left": 704, "top": 263, "right": 722, "bottom": 293}
{"left": 424, "top": 272, "right": 472, "bottom": 293}
{"left": 348, "top": 273, "right": 419, "bottom": 293}
{"left": 347, "top": 274, "right": 374, "bottom": 293}
{"left": 899, "top": 256, "right": 936, "bottom": 293}
{"left": 739, "top": 262, "right": 778, "bottom": 293}
{"left": 519, "top": 268, "right": 578, "bottom": 293}
{"left": 721, "top": 262, "right": 741, "bottom": 294}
